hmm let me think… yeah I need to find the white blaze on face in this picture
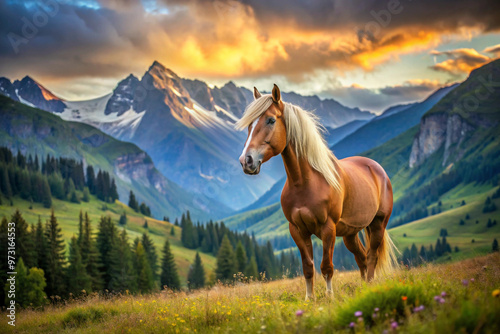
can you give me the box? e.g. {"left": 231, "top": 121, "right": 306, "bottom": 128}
{"left": 239, "top": 117, "right": 259, "bottom": 162}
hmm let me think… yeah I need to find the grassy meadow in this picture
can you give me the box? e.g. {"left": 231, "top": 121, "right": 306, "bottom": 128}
{"left": 0, "top": 194, "right": 216, "bottom": 281}
{"left": 1, "top": 253, "right": 499, "bottom": 333}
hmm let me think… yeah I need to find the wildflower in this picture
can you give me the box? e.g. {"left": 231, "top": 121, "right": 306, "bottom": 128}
{"left": 354, "top": 311, "right": 363, "bottom": 317}
{"left": 401, "top": 296, "right": 407, "bottom": 301}
{"left": 296, "top": 310, "right": 304, "bottom": 317}
{"left": 492, "top": 289, "right": 500, "bottom": 298}
{"left": 470, "top": 278, "right": 475, "bottom": 283}
{"left": 439, "top": 298, "right": 445, "bottom": 304}
{"left": 441, "top": 292, "right": 446, "bottom": 297}
{"left": 413, "top": 305, "right": 425, "bottom": 313}
{"left": 374, "top": 307, "right": 380, "bottom": 312}
{"left": 462, "top": 279, "right": 469, "bottom": 287}
{"left": 391, "top": 321, "right": 398, "bottom": 329}
{"left": 434, "top": 296, "right": 440, "bottom": 301}
{"left": 349, "top": 322, "right": 355, "bottom": 328}
{"left": 372, "top": 313, "right": 378, "bottom": 319}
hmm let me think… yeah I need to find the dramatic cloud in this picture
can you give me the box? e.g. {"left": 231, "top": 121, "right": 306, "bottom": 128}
{"left": 0, "top": 0, "right": 499, "bottom": 101}
{"left": 484, "top": 44, "right": 500, "bottom": 55}
{"left": 320, "top": 80, "right": 444, "bottom": 113}
{"left": 430, "top": 48, "right": 491, "bottom": 75}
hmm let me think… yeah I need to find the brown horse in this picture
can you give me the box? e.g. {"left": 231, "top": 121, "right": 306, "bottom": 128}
{"left": 236, "top": 85, "right": 398, "bottom": 300}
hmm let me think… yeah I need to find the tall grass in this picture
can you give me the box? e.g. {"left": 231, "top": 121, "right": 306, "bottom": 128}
{"left": 1, "top": 253, "right": 499, "bottom": 333}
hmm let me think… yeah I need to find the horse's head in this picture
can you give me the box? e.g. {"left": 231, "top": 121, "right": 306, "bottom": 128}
{"left": 237, "top": 84, "right": 287, "bottom": 175}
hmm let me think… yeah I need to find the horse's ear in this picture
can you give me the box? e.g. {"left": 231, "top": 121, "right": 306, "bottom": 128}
{"left": 272, "top": 84, "right": 281, "bottom": 103}
{"left": 253, "top": 87, "right": 261, "bottom": 100}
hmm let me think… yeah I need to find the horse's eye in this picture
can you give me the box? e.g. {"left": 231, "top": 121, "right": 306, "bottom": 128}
{"left": 267, "top": 118, "right": 276, "bottom": 125}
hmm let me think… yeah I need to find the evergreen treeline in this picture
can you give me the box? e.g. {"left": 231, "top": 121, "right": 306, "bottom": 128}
{"left": 269, "top": 234, "right": 359, "bottom": 271}
{"left": 179, "top": 211, "right": 301, "bottom": 281}
{"left": 401, "top": 234, "right": 457, "bottom": 267}
{"left": 128, "top": 190, "right": 151, "bottom": 217}
{"left": 0, "top": 147, "right": 118, "bottom": 207}
{"left": 0, "top": 210, "right": 183, "bottom": 308}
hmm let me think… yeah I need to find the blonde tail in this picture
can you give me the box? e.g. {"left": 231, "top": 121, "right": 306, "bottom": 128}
{"left": 364, "top": 229, "right": 400, "bottom": 276}
{"left": 377, "top": 229, "right": 400, "bottom": 275}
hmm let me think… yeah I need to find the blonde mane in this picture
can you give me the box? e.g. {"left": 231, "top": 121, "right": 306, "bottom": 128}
{"left": 235, "top": 95, "right": 342, "bottom": 192}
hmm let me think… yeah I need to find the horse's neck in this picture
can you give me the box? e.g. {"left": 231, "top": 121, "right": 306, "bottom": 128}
{"left": 281, "top": 144, "right": 315, "bottom": 187}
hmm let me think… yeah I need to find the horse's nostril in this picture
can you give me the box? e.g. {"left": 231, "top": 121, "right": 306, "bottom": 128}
{"left": 246, "top": 155, "right": 253, "bottom": 165}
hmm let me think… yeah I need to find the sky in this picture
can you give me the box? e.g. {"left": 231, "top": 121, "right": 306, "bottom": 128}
{"left": 1, "top": 0, "right": 499, "bottom": 113}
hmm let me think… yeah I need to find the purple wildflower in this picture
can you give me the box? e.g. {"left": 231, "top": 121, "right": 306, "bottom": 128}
{"left": 441, "top": 292, "right": 446, "bottom": 297}
{"left": 349, "top": 322, "right": 355, "bottom": 328}
{"left": 374, "top": 307, "right": 380, "bottom": 312}
{"left": 434, "top": 296, "right": 440, "bottom": 301}
{"left": 470, "top": 278, "right": 475, "bottom": 283}
{"left": 462, "top": 279, "right": 469, "bottom": 287}
{"left": 439, "top": 298, "right": 445, "bottom": 304}
{"left": 391, "top": 321, "right": 398, "bottom": 329}
{"left": 295, "top": 310, "right": 304, "bottom": 317}
{"left": 354, "top": 311, "right": 363, "bottom": 317}
{"left": 413, "top": 305, "right": 425, "bottom": 313}
{"left": 372, "top": 313, "right": 378, "bottom": 319}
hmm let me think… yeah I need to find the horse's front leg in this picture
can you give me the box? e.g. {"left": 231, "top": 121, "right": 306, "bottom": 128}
{"left": 289, "top": 222, "right": 315, "bottom": 300}
{"left": 320, "top": 222, "right": 336, "bottom": 296}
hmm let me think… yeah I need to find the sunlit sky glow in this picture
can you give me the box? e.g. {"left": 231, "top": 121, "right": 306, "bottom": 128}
{"left": 1, "top": 0, "right": 499, "bottom": 113}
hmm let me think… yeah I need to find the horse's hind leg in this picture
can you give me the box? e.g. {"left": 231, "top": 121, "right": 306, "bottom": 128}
{"left": 343, "top": 234, "right": 367, "bottom": 280}
{"left": 366, "top": 216, "right": 386, "bottom": 281}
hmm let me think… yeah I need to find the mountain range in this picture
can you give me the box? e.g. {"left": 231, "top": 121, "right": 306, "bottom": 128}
{"left": 0, "top": 61, "right": 374, "bottom": 210}
{"left": 0, "top": 95, "right": 230, "bottom": 220}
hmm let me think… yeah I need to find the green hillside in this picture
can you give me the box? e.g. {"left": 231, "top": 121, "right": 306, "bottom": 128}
{"left": 0, "top": 95, "right": 230, "bottom": 220}
{"left": 0, "top": 195, "right": 216, "bottom": 282}
{"left": 392, "top": 184, "right": 500, "bottom": 258}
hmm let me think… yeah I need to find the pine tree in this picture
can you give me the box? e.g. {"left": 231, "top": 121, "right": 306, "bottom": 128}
{"left": 110, "top": 179, "right": 119, "bottom": 202}
{"left": 66, "top": 236, "right": 91, "bottom": 296}
{"left": 170, "top": 226, "right": 175, "bottom": 236}
{"left": 160, "top": 239, "right": 181, "bottom": 290}
{"left": 81, "top": 213, "right": 102, "bottom": 291}
{"left": 119, "top": 212, "right": 127, "bottom": 226}
{"left": 216, "top": 235, "right": 237, "bottom": 282}
{"left": 141, "top": 233, "right": 159, "bottom": 281}
{"left": 45, "top": 210, "right": 66, "bottom": 297}
{"left": 34, "top": 216, "right": 48, "bottom": 271}
{"left": 78, "top": 211, "right": 84, "bottom": 246}
{"left": 134, "top": 242, "right": 155, "bottom": 293}
{"left": 11, "top": 210, "right": 35, "bottom": 269}
{"left": 109, "top": 229, "right": 136, "bottom": 293}
{"left": 493, "top": 239, "right": 499, "bottom": 252}
{"left": 96, "top": 216, "right": 117, "bottom": 289}
{"left": 128, "top": 190, "right": 139, "bottom": 211}
{"left": 187, "top": 252, "right": 206, "bottom": 290}
{"left": 245, "top": 256, "right": 259, "bottom": 280}
{"left": 235, "top": 241, "right": 247, "bottom": 273}
{"left": 86, "top": 166, "right": 95, "bottom": 193}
